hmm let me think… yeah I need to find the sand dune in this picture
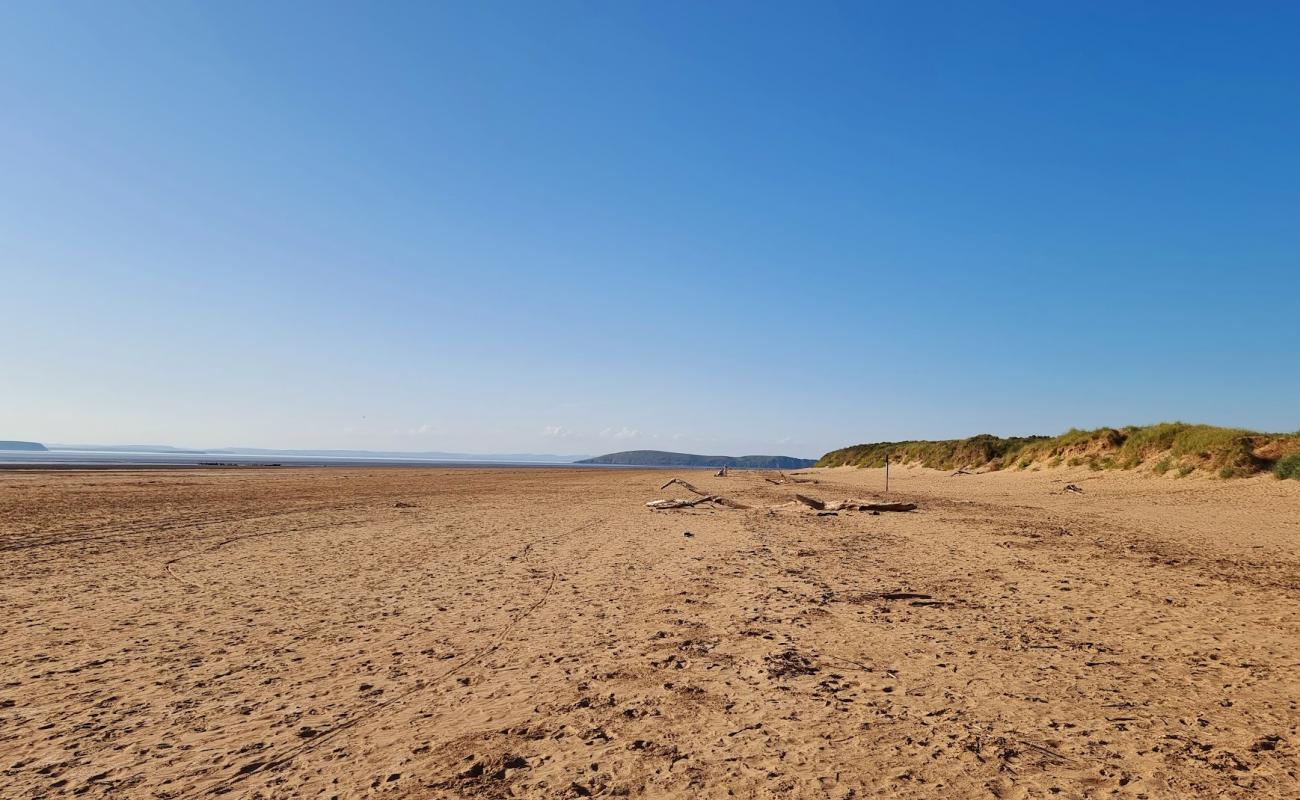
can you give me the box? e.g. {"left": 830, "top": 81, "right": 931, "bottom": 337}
{"left": 1, "top": 466, "right": 1297, "bottom": 798}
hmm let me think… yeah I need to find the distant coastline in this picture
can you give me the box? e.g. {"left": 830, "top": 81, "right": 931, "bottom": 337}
{"left": 578, "top": 450, "right": 816, "bottom": 469}
{"left": 0, "top": 449, "right": 596, "bottom": 470}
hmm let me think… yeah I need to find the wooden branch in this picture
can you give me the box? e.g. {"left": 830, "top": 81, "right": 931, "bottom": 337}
{"left": 794, "top": 494, "right": 826, "bottom": 510}
{"left": 647, "top": 493, "right": 751, "bottom": 510}
{"left": 713, "top": 496, "right": 751, "bottom": 510}
{"left": 659, "top": 477, "right": 708, "bottom": 495}
{"left": 647, "top": 496, "right": 716, "bottom": 510}
{"left": 830, "top": 501, "right": 917, "bottom": 513}
{"left": 795, "top": 494, "right": 915, "bottom": 512}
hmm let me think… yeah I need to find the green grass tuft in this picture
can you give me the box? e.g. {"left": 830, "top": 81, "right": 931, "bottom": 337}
{"left": 1276, "top": 453, "right": 1300, "bottom": 480}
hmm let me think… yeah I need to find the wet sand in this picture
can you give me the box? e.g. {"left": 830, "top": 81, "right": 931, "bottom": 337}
{"left": 1, "top": 466, "right": 1297, "bottom": 798}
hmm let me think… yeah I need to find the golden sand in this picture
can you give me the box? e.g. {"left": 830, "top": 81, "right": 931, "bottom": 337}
{"left": 2, "top": 466, "right": 1297, "bottom": 798}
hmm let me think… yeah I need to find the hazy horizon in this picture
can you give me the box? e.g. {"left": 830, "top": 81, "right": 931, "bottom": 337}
{"left": 9, "top": 415, "right": 1299, "bottom": 463}
{"left": 4, "top": 3, "right": 1297, "bottom": 458}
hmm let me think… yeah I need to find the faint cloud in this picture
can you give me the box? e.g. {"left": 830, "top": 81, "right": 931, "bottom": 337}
{"left": 541, "top": 425, "right": 575, "bottom": 438}
{"left": 600, "top": 426, "right": 639, "bottom": 440}
{"left": 407, "top": 423, "right": 439, "bottom": 435}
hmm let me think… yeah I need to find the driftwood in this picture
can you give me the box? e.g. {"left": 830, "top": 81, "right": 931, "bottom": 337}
{"left": 647, "top": 495, "right": 750, "bottom": 511}
{"left": 1063, "top": 483, "right": 1084, "bottom": 494}
{"left": 713, "top": 496, "right": 751, "bottom": 509}
{"left": 647, "top": 477, "right": 750, "bottom": 510}
{"left": 647, "top": 496, "right": 713, "bottom": 510}
{"left": 951, "top": 469, "right": 972, "bottom": 476}
{"left": 835, "top": 501, "right": 917, "bottom": 512}
{"left": 794, "top": 493, "right": 826, "bottom": 510}
{"left": 660, "top": 477, "right": 708, "bottom": 495}
{"left": 795, "top": 494, "right": 916, "bottom": 513}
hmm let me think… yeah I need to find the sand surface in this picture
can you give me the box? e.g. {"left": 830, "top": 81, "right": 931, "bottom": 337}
{"left": 2, "top": 466, "right": 1298, "bottom": 798}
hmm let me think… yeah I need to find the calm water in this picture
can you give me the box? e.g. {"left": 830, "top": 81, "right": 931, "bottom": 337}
{"left": 0, "top": 450, "right": 599, "bottom": 469}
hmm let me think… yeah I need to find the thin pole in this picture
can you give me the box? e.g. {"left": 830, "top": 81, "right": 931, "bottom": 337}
{"left": 884, "top": 452, "right": 890, "bottom": 494}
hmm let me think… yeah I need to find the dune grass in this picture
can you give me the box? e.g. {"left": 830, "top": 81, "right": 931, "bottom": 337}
{"left": 1277, "top": 453, "right": 1300, "bottom": 480}
{"left": 817, "top": 422, "right": 1299, "bottom": 478}
{"left": 812, "top": 434, "right": 1048, "bottom": 472}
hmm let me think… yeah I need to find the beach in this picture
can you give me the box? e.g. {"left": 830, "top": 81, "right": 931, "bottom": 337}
{"left": 2, "top": 466, "right": 1297, "bottom": 798}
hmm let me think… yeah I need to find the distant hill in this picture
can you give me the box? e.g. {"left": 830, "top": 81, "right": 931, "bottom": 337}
{"left": 817, "top": 422, "right": 1300, "bottom": 479}
{"left": 0, "top": 440, "right": 47, "bottom": 451}
{"left": 578, "top": 450, "right": 816, "bottom": 469}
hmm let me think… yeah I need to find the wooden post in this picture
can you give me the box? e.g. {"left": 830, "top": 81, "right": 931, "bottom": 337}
{"left": 884, "top": 452, "right": 890, "bottom": 494}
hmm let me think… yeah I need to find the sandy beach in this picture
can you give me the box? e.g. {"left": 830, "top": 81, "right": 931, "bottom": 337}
{"left": 2, "top": 466, "right": 1297, "bottom": 798}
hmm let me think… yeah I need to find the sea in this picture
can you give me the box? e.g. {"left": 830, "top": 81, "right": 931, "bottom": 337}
{"left": 0, "top": 450, "right": 604, "bottom": 469}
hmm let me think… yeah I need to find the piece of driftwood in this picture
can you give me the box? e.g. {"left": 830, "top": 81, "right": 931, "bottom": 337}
{"left": 660, "top": 477, "right": 708, "bottom": 495}
{"left": 647, "top": 495, "right": 750, "bottom": 510}
{"left": 831, "top": 501, "right": 917, "bottom": 512}
{"left": 951, "top": 469, "right": 972, "bottom": 476}
{"left": 794, "top": 494, "right": 826, "bottom": 510}
{"left": 1063, "top": 483, "right": 1084, "bottom": 494}
{"left": 647, "top": 497, "right": 713, "bottom": 510}
{"left": 795, "top": 493, "right": 915, "bottom": 513}
{"left": 713, "top": 496, "right": 750, "bottom": 509}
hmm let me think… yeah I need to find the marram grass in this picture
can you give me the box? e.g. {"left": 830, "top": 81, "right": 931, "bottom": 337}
{"left": 817, "top": 422, "right": 1300, "bottom": 478}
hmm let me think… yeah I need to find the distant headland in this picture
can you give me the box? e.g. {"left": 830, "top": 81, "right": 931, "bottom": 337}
{"left": 577, "top": 450, "right": 816, "bottom": 469}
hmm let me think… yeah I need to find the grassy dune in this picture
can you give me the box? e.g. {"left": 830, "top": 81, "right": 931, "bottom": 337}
{"left": 818, "top": 423, "right": 1300, "bottom": 479}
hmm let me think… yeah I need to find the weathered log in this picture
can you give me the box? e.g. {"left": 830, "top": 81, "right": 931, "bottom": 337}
{"left": 795, "top": 494, "right": 915, "bottom": 512}
{"left": 659, "top": 477, "right": 708, "bottom": 495}
{"left": 794, "top": 494, "right": 826, "bottom": 510}
{"left": 647, "top": 494, "right": 750, "bottom": 510}
{"left": 831, "top": 501, "right": 917, "bottom": 513}
{"left": 713, "top": 496, "right": 751, "bottom": 510}
{"left": 647, "top": 496, "right": 716, "bottom": 510}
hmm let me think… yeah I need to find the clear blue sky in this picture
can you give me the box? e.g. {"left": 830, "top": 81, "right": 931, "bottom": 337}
{"left": 3, "top": 2, "right": 1297, "bottom": 458}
